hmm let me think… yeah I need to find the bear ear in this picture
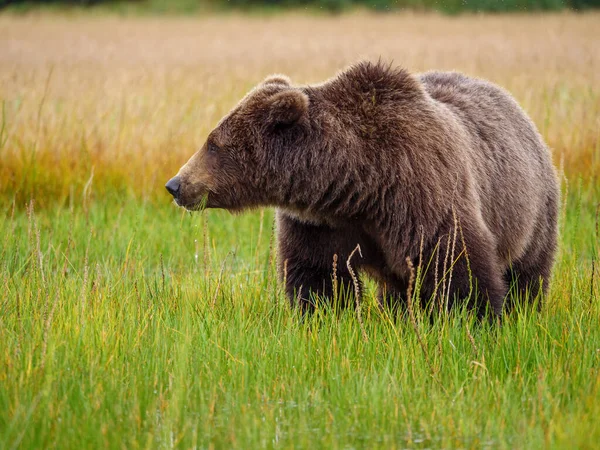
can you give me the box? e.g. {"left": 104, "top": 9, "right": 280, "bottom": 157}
{"left": 263, "top": 74, "right": 291, "bottom": 87}
{"left": 266, "top": 90, "right": 309, "bottom": 128}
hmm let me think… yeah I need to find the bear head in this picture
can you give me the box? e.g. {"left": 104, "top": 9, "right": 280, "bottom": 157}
{"left": 165, "top": 74, "right": 311, "bottom": 212}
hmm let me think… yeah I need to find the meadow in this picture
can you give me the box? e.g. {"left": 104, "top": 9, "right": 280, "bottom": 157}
{"left": 1, "top": 11, "right": 599, "bottom": 449}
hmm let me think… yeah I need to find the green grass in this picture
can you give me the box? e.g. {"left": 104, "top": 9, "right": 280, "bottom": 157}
{"left": 1, "top": 179, "right": 599, "bottom": 449}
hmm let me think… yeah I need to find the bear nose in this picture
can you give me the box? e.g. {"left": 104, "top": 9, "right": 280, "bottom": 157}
{"left": 165, "top": 176, "right": 181, "bottom": 198}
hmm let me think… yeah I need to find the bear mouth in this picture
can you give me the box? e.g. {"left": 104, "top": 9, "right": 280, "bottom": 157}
{"left": 175, "top": 193, "right": 210, "bottom": 211}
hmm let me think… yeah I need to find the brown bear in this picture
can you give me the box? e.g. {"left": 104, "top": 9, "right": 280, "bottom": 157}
{"left": 166, "top": 61, "right": 560, "bottom": 316}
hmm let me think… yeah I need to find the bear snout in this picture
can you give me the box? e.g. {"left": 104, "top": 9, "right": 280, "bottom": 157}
{"left": 165, "top": 176, "right": 181, "bottom": 199}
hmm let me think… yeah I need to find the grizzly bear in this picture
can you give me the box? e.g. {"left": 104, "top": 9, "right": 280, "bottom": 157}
{"left": 166, "top": 61, "right": 559, "bottom": 316}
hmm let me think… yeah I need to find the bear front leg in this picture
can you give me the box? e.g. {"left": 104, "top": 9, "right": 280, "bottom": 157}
{"left": 376, "top": 276, "right": 409, "bottom": 312}
{"left": 276, "top": 212, "right": 365, "bottom": 313}
{"left": 283, "top": 262, "right": 359, "bottom": 312}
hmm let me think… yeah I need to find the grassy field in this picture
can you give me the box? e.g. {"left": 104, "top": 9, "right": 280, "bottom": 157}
{"left": 1, "top": 12, "right": 599, "bottom": 449}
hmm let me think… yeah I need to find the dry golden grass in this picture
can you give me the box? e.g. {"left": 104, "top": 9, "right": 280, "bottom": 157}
{"left": 1, "top": 12, "right": 599, "bottom": 206}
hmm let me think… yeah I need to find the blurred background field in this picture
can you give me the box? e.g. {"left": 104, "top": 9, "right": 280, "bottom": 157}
{"left": 1, "top": 12, "right": 598, "bottom": 207}
{"left": 1, "top": 7, "right": 599, "bottom": 449}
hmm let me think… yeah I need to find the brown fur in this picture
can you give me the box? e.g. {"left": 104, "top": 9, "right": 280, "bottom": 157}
{"left": 168, "top": 61, "right": 560, "bottom": 316}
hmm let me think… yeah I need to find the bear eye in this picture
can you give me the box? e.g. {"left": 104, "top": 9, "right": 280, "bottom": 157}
{"left": 208, "top": 142, "right": 220, "bottom": 154}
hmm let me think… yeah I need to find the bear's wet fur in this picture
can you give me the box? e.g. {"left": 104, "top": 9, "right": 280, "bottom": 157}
{"left": 169, "top": 61, "right": 560, "bottom": 316}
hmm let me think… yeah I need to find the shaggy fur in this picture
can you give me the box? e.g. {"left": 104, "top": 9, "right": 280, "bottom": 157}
{"left": 167, "top": 61, "right": 560, "bottom": 316}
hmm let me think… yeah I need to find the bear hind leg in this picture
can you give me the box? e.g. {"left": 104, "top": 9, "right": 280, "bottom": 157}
{"left": 504, "top": 209, "right": 558, "bottom": 311}
{"left": 504, "top": 247, "right": 555, "bottom": 311}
